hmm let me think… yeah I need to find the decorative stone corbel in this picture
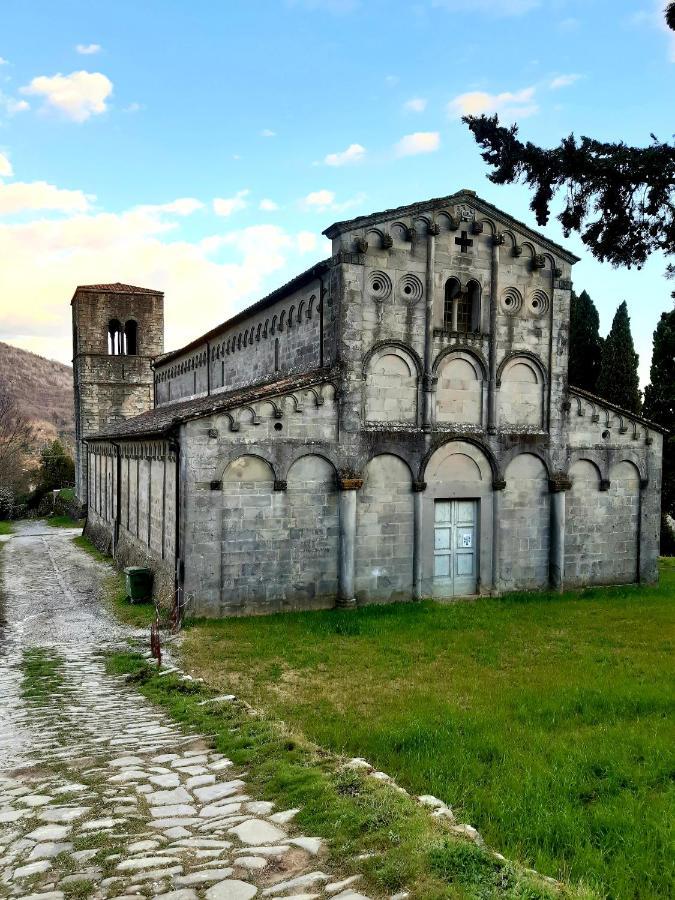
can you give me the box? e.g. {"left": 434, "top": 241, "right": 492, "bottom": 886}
{"left": 512, "top": 244, "right": 523, "bottom": 257}
{"left": 532, "top": 254, "right": 546, "bottom": 270}
{"left": 471, "top": 221, "right": 484, "bottom": 235}
{"left": 428, "top": 222, "right": 440, "bottom": 236}
{"left": 412, "top": 480, "right": 427, "bottom": 492}
{"left": 492, "top": 478, "right": 507, "bottom": 491}
{"left": 382, "top": 233, "right": 393, "bottom": 249}
{"left": 493, "top": 233, "right": 505, "bottom": 246}
{"left": 406, "top": 225, "right": 416, "bottom": 242}
{"left": 209, "top": 480, "right": 222, "bottom": 491}
{"left": 640, "top": 477, "right": 649, "bottom": 489}
{"left": 447, "top": 214, "right": 460, "bottom": 231}
{"left": 561, "top": 400, "right": 571, "bottom": 412}
{"left": 207, "top": 428, "right": 219, "bottom": 438}
{"left": 355, "top": 237, "right": 368, "bottom": 253}
{"left": 338, "top": 476, "right": 363, "bottom": 491}
{"left": 553, "top": 266, "right": 563, "bottom": 278}
{"left": 549, "top": 474, "right": 572, "bottom": 493}
{"left": 273, "top": 479, "right": 287, "bottom": 492}
{"left": 599, "top": 479, "right": 610, "bottom": 491}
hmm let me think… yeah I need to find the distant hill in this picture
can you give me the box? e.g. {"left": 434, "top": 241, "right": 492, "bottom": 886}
{"left": 0, "top": 341, "right": 74, "bottom": 452}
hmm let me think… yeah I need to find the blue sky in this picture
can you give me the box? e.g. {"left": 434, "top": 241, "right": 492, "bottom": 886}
{"left": 0, "top": 0, "right": 672, "bottom": 385}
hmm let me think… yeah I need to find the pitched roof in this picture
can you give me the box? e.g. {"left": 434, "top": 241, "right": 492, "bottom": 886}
{"left": 87, "top": 367, "right": 336, "bottom": 441}
{"left": 153, "top": 257, "right": 333, "bottom": 367}
{"left": 323, "top": 188, "right": 581, "bottom": 264}
{"left": 71, "top": 282, "right": 163, "bottom": 303}
{"left": 569, "top": 385, "right": 668, "bottom": 435}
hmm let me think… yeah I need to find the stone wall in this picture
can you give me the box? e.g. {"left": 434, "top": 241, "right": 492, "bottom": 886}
{"left": 84, "top": 441, "right": 176, "bottom": 603}
{"left": 154, "top": 278, "right": 328, "bottom": 407}
{"left": 72, "top": 287, "right": 163, "bottom": 503}
{"left": 355, "top": 454, "right": 414, "bottom": 602}
{"left": 498, "top": 453, "right": 550, "bottom": 591}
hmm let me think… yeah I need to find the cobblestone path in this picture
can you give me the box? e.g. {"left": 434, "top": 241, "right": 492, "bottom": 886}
{"left": 0, "top": 524, "right": 372, "bottom": 900}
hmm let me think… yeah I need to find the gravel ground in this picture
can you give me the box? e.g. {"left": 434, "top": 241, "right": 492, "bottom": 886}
{"left": 0, "top": 522, "right": 373, "bottom": 900}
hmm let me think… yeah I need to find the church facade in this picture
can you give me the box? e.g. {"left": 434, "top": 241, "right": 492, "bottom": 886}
{"left": 73, "top": 190, "right": 664, "bottom": 617}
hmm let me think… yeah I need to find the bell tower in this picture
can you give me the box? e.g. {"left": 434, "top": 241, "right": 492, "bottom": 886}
{"left": 71, "top": 282, "right": 164, "bottom": 504}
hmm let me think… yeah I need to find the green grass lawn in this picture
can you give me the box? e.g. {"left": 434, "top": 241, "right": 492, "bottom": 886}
{"left": 179, "top": 561, "right": 675, "bottom": 900}
{"left": 0, "top": 521, "right": 13, "bottom": 535}
{"left": 46, "top": 514, "right": 84, "bottom": 528}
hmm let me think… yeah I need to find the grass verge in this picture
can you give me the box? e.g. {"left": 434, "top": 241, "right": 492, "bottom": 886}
{"left": 46, "top": 514, "right": 84, "bottom": 528}
{"left": 107, "top": 650, "right": 593, "bottom": 900}
{"left": 0, "top": 520, "right": 13, "bottom": 535}
{"left": 21, "top": 648, "right": 65, "bottom": 702}
{"left": 175, "top": 561, "right": 675, "bottom": 900}
{"left": 72, "top": 534, "right": 156, "bottom": 627}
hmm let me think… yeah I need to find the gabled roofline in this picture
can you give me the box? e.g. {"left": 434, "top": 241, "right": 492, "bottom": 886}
{"left": 323, "top": 188, "right": 581, "bottom": 264}
{"left": 70, "top": 283, "right": 163, "bottom": 305}
{"left": 153, "top": 257, "right": 334, "bottom": 368}
{"left": 88, "top": 367, "right": 337, "bottom": 440}
{"left": 569, "top": 385, "right": 668, "bottom": 435}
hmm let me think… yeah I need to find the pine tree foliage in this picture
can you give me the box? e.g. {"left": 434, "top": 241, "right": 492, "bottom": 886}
{"left": 643, "top": 308, "right": 675, "bottom": 534}
{"left": 596, "top": 301, "right": 642, "bottom": 413}
{"left": 568, "top": 290, "right": 603, "bottom": 393}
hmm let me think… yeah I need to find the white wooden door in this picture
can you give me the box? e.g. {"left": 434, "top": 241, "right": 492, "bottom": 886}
{"left": 433, "top": 499, "right": 478, "bottom": 597}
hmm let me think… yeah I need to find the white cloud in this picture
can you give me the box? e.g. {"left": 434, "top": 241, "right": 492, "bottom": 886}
{"left": 403, "top": 97, "right": 427, "bottom": 113}
{"left": 303, "top": 189, "right": 335, "bottom": 210}
{"left": 432, "top": 0, "right": 539, "bottom": 15}
{"left": 394, "top": 131, "right": 440, "bottom": 157}
{"left": 549, "top": 73, "right": 582, "bottom": 89}
{"left": 296, "top": 231, "right": 318, "bottom": 253}
{"left": 0, "top": 153, "right": 12, "bottom": 177}
{"left": 0, "top": 203, "right": 317, "bottom": 363}
{"left": 76, "top": 43, "right": 101, "bottom": 55}
{"left": 6, "top": 98, "right": 29, "bottom": 114}
{"left": 21, "top": 71, "right": 113, "bottom": 122}
{"left": 447, "top": 86, "right": 538, "bottom": 119}
{"left": 384, "top": 75, "right": 399, "bottom": 87}
{"left": 124, "top": 102, "right": 143, "bottom": 113}
{"left": 0, "top": 57, "right": 8, "bottom": 66}
{"left": 260, "top": 128, "right": 276, "bottom": 137}
{"left": 324, "top": 143, "right": 366, "bottom": 166}
{"left": 213, "top": 189, "right": 249, "bottom": 217}
{"left": 259, "top": 198, "right": 279, "bottom": 211}
{"left": 0, "top": 181, "right": 92, "bottom": 215}
{"left": 139, "top": 198, "right": 204, "bottom": 216}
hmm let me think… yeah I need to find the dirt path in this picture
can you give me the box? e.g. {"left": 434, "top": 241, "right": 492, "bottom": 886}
{"left": 0, "top": 523, "right": 371, "bottom": 900}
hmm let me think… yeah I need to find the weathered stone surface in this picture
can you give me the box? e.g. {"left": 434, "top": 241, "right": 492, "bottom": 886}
{"left": 228, "top": 819, "right": 286, "bottom": 846}
{"left": 205, "top": 881, "right": 258, "bottom": 900}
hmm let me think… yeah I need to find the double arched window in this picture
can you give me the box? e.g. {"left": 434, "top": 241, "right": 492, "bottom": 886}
{"left": 443, "top": 279, "right": 481, "bottom": 333}
{"left": 107, "top": 319, "right": 138, "bottom": 355}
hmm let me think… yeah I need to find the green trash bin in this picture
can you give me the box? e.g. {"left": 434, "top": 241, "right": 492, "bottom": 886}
{"left": 124, "top": 566, "right": 153, "bottom": 603}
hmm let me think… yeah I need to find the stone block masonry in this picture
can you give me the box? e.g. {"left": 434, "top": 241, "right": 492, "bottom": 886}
{"left": 76, "top": 190, "right": 665, "bottom": 617}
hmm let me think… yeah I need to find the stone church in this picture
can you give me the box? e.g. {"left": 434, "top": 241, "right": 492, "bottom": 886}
{"left": 73, "top": 189, "right": 664, "bottom": 617}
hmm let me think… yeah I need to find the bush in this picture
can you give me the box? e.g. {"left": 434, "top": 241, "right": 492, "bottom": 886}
{"left": 0, "top": 486, "right": 15, "bottom": 520}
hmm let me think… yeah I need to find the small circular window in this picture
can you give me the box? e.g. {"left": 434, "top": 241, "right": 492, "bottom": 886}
{"left": 398, "top": 273, "right": 423, "bottom": 302}
{"left": 367, "top": 270, "right": 392, "bottom": 301}
{"left": 500, "top": 287, "right": 522, "bottom": 315}
{"left": 274, "top": 422, "right": 283, "bottom": 431}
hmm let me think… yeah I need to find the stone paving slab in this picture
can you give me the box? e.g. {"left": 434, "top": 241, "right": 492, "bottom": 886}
{"left": 0, "top": 523, "right": 377, "bottom": 899}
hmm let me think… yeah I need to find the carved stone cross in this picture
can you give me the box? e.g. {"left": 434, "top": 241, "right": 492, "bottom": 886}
{"left": 455, "top": 230, "right": 473, "bottom": 253}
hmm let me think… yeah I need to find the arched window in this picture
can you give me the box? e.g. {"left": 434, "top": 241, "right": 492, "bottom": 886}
{"left": 443, "top": 279, "right": 480, "bottom": 333}
{"left": 443, "top": 279, "right": 461, "bottom": 330}
{"left": 108, "top": 319, "right": 123, "bottom": 355}
{"left": 124, "top": 320, "right": 138, "bottom": 355}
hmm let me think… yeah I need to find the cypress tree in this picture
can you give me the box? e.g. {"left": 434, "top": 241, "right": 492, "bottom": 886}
{"left": 596, "top": 301, "right": 641, "bottom": 413}
{"left": 568, "top": 289, "right": 602, "bottom": 392}
{"left": 643, "top": 307, "right": 675, "bottom": 553}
